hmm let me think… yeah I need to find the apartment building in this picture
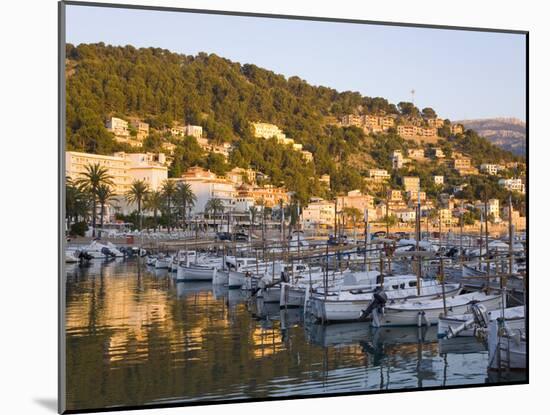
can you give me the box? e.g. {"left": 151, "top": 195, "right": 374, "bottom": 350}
{"left": 248, "top": 184, "right": 290, "bottom": 208}
{"left": 301, "top": 150, "right": 314, "bottom": 162}
{"left": 397, "top": 125, "right": 417, "bottom": 138}
{"left": 341, "top": 114, "right": 395, "bottom": 133}
{"left": 397, "top": 125, "right": 437, "bottom": 138}
{"left": 454, "top": 157, "right": 479, "bottom": 176}
{"left": 476, "top": 199, "right": 501, "bottom": 220}
{"left": 391, "top": 150, "right": 406, "bottom": 169}
{"left": 170, "top": 166, "right": 237, "bottom": 214}
{"left": 429, "top": 147, "right": 445, "bottom": 158}
{"left": 66, "top": 151, "right": 132, "bottom": 195}
{"left": 480, "top": 163, "right": 502, "bottom": 175}
{"left": 387, "top": 189, "right": 403, "bottom": 202}
{"left": 341, "top": 114, "right": 363, "bottom": 128}
{"left": 226, "top": 167, "right": 257, "bottom": 186}
{"left": 427, "top": 118, "right": 444, "bottom": 128}
{"left": 402, "top": 176, "right": 420, "bottom": 192}
{"left": 407, "top": 148, "right": 425, "bottom": 160}
{"left": 170, "top": 124, "right": 203, "bottom": 139}
{"left": 438, "top": 208, "right": 455, "bottom": 226}
{"left": 337, "top": 190, "right": 375, "bottom": 214}
{"left": 367, "top": 169, "right": 391, "bottom": 182}
{"left": 251, "top": 122, "right": 286, "bottom": 140}
{"left": 319, "top": 174, "right": 331, "bottom": 187}
{"left": 405, "top": 190, "right": 426, "bottom": 202}
{"left": 394, "top": 209, "right": 417, "bottom": 222}
{"left": 129, "top": 120, "right": 150, "bottom": 140}
{"left": 301, "top": 198, "right": 336, "bottom": 229}
{"left": 106, "top": 117, "right": 129, "bottom": 137}
{"left": 433, "top": 175, "right": 444, "bottom": 185}
{"left": 498, "top": 178, "right": 525, "bottom": 194}
{"left": 66, "top": 151, "right": 168, "bottom": 194}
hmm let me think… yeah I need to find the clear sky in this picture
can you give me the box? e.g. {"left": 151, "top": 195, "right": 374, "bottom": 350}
{"left": 66, "top": 4, "right": 526, "bottom": 121}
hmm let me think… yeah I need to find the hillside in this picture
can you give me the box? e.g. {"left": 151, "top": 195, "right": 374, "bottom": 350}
{"left": 65, "top": 43, "right": 523, "bottom": 203}
{"left": 457, "top": 118, "right": 526, "bottom": 156}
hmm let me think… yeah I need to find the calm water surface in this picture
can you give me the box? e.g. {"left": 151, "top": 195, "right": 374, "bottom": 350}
{"left": 65, "top": 259, "right": 524, "bottom": 411}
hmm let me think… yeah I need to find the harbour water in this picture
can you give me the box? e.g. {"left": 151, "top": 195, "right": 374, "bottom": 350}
{"left": 65, "top": 258, "right": 525, "bottom": 412}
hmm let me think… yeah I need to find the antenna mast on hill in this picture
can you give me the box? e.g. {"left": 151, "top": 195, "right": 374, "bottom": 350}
{"left": 410, "top": 89, "right": 416, "bottom": 105}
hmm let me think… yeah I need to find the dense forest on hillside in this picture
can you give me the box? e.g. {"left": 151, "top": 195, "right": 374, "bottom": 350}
{"left": 65, "top": 43, "right": 523, "bottom": 204}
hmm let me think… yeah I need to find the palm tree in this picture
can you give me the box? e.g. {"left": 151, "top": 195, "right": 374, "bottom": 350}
{"left": 126, "top": 180, "right": 149, "bottom": 231}
{"left": 176, "top": 182, "right": 197, "bottom": 230}
{"left": 145, "top": 190, "right": 163, "bottom": 231}
{"left": 205, "top": 198, "right": 225, "bottom": 232}
{"left": 161, "top": 180, "right": 177, "bottom": 233}
{"left": 66, "top": 177, "right": 90, "bottom": 231}
{"left": 249, "top": 206, "right": 258, "bottom": 237}
{"left": 95, "top": 184, "right": 116, "bottom": 236}
{"left": 74, "top": 163, "right": 114, "bottom": 237}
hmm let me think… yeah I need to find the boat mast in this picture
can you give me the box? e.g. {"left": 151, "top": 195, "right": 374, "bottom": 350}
{"left": 439, "top": 209, "right": 447, "bottom": 315}
{"left": 459, "top": 201, "right": 464, "bottom": 266}
{"left": 363, "top": 208, "right": 368, "bottom": 272}
{"left": 415, "top": 183, "right": 422, "bottom": 296}
{"left": 484, "top": 196, "right": 489, "bottom": 262}
{"left": 508, "top": 194, "right": 514, "bottom": 277}
{"left": 297, "top": 200, "right": 301, "bottom": 258}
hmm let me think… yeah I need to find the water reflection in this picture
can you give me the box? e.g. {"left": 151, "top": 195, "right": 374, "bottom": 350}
{"left": 65, "top": 259, "right": 524, "bottom": 412}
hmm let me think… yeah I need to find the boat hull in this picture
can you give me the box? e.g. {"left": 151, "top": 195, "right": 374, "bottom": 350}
{"left": 309, "top": 286, "right": 462, "bottom": 323}
{"left": 176, "top": 265, "right": 216, "bottom": 281}
{"left": 375, "top": 294, "right": 504, "bottom": 327}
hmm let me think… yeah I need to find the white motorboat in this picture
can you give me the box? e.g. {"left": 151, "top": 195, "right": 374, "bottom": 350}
{"left": 308, "top": 278, "right": 461, "bottom": 322}
{"left": 65, "top": 250, "right": 79, "bottom": 263}
{"left": 176, "top": 264, "right": 217, "bottom": 281}
{"left": 487, "top": 318, "right": 526, "bottom": 370}
{"left": 438, "top": 305, "right": 524, "bottom": 338}
{"left": 226, "top": 257, "right": 261, "bottom": 289}
{"left": 372, "top": 291, "right": 504, "bottom": 327}
{"left": 79, "top": 240, "right": 125, "bottom": 259}
{"left": 170, "top": 250, "right": 198, "bottom": 272}
{"left": 146, "top": 255, "right": 157, "bottom": 266}
{"left": 154, "top": 254, "right": 172, "bottom": 269}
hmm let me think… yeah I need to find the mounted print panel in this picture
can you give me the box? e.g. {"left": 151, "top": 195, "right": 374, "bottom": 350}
{"left": 59, "top": 1, "right": 528, "bottom": 413}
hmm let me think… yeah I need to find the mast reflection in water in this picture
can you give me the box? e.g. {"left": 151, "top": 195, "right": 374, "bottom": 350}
{"left": 65, "top": 259, "right": 522, "bottom": 411}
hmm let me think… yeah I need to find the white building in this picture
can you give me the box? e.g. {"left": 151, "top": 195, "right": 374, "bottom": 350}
{"left": 234, "top": 196, "right": 256, "bottom": 213}
{"left": 476, "top": 199, "right": 501, "bottom": 221}
{"left": 433, "top": 175, "right": 444, "bottom": 185}
{"left": 368, "top": 169, "right": 391, "bottom": 182}
{"left": 66, "top": 151, "right": 168, "bottom": 194}
{"left": 392, "top": 150, "right": 405, "bottom": 169}
{"left": 184, "top": 125, "right": 203, "bottom": 139}
{"left": 170, "top": 124, "right": 203, "bottom": 139}
{"left": 171, "top": 166, "right": 236, "bottom": 214}
{"left": 251, "top": 122, "right": 286, "bottom": 140}
{"left": 226, "top": 167, "right": 256, "bottom": 186}
{"left": 498, "top": 178, "right": 525, "bottom": 194}
{"left": 301, "top": 150, "right": 314, "bottom": 162}
{"left": 113, "top": 152, "right": 168, "bottom": 191}
{"left": 301, "top": 198, "right": 336, "bottom": 229}
{"left": 395, "top": 209, "right": 416, "bottom": 222}
{"left": 407, "top": 148, "right": 425, "bottom": 160}
{"left": 480, "top": 164, "right": 502, "bottom": 175}
{"left": 106, "top": 117, "right": 129, "bottom": 137}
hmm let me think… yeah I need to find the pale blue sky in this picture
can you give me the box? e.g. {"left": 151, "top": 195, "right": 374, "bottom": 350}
{"left": 66, "top": 4, "right": 526, "bottom": 121}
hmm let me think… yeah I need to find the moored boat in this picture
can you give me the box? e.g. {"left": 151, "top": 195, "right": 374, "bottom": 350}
{"left": 372, "top": 291, "right": 504, "bottom": 327}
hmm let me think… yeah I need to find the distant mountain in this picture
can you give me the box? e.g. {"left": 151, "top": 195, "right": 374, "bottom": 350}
{"left": 456, "top": 118, "right": 526, "bottom": 156}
